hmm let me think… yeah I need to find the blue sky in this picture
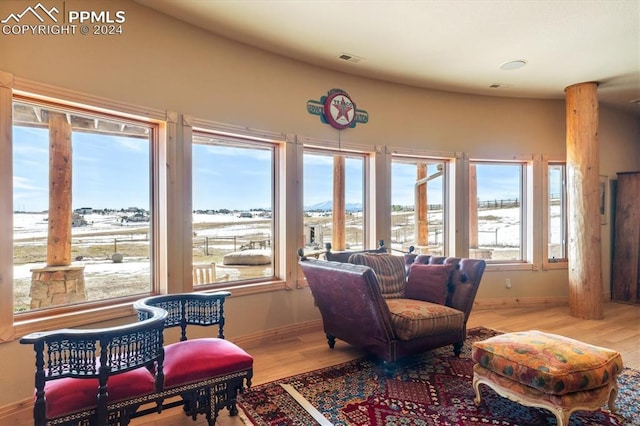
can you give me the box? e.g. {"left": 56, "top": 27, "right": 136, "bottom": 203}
{"left": 14, "top": 126, "right": 523, "bottom": 213}
{"left": 13, "top": 126, "right": 150, "bottom": 212}
{"left": 473, "top": 164, "right": 521, "bottom": 202}
{"left": 304, "top": 153, "right": 363, "bottom": 208}
{"left": 192, "top": 143, "right": 272, "bottom": 211}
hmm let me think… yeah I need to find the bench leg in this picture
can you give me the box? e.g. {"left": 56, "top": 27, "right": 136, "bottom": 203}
{"left": 207, "top": 393, "right": 216, "bottom": 426}
{"left": 180, "top": 390, "right": 196, "bottom": 419}
{"left": 226, "top": 378, "right": 244, "bottom": 416}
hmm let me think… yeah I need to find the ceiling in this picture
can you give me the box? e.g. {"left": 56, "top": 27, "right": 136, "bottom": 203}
{"left": 135, "top": 0, "right": 640, "bottom": 116}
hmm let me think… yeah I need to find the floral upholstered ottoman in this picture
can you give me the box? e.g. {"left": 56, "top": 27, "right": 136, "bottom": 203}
{"left": 471, "top": 330, "right": 623, "bottom": 426}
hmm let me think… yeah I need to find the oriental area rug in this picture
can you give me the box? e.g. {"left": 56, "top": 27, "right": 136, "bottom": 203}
{"left": 237, "top": 327, "right": 639, "bottom": 426}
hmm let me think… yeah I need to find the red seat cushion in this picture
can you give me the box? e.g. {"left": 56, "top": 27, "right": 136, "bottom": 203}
{"left": 44, "top": 367, "right": 156, "bottom": 419}
{"left": 163, "top": 338, "right": 254, "bottom": 388}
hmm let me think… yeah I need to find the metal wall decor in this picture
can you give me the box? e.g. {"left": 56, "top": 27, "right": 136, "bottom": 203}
{"left": 307, "top": 88, "right": 369, "bottom": 129}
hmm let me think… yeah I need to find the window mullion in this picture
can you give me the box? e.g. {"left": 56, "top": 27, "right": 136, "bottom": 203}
{"left": 0, "top": 71, "right": 15, "bottom": 340}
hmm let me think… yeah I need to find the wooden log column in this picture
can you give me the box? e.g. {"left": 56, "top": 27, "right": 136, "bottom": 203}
{"left": 47, "top": 112, "right": 73, "bottom": 267}
{"left": 30, "top": 112, "right": 86, "bottom": 309}
{"left": 416, "top": 163, "right": 428, "bottom": 246}
{"left": 565, "top": 82, "right": 603, "bottom": 320}
{"left": 332, "top": 155, "right": 346, "bottom": 250}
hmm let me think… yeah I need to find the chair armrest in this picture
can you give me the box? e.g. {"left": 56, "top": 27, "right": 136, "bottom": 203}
{"left": 299, "top": 259, "right": 396, "bottom": 346}
{"left": 449, "top": 258, "right": 486, "bottom": 318}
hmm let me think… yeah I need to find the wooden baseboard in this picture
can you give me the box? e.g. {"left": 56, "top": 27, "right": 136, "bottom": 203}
{"left": 473, "top": 296, "right": 568, "bottom": 310}
{"left": 231, "top": 319, "right": 323, "bottom": 348}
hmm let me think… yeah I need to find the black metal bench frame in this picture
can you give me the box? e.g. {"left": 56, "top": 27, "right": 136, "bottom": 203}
{"left": 21, "top": 291, "right": 253, "bottom": 426}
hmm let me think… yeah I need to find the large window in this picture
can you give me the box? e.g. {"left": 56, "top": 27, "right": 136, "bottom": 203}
{"left": 391, "top": 157, "right": 446, "bottom": 255}
{"left": 303, "top": 150, "right": 365, "bottom": 252}
{"left": 468, "top": 161, "right": 526, "bottom": 262}
{"left": 192, "top": 131, "right": 277, "bottom": 286}
{"left": 548, "top": 162, "right": 567, "bottom": 261}
{"left": 12, "top": 98, "right": 157, "bottom": 313}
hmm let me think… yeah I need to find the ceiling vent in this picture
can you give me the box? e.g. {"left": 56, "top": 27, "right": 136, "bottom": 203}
{"left": 338, "top": 53, "right": 364, "bottom": 63}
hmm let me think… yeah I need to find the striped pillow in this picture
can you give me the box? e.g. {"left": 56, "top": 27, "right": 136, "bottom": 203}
{"left": 348, "top": 253, "right": 406, "bottom": 299}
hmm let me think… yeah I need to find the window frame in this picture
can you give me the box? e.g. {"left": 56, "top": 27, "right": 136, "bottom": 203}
{"left": 466, "top": 155, "right": 535, "bottom": 270}
{"left": 300, "top": 136, "right": 376, "bottom": 253}
{"left": 0, "top": 73, "right": 171, "bottom": 341}
{"left": 188, "top": 117, "right": 289, "bottom": 293}
{"left": 389, "top": 151, "right": 454, "bottom": 257}
{"left": 302, "top": 147, "right": 368, "bottom": 250}
{"left": 12, "top": 95, "right": 161, "bottom": 313}
{"left": 542, "top": 155, "right": 569, "bottom": 270}
{"left": 190, "top": 126, "right": 282, "bottom": 289}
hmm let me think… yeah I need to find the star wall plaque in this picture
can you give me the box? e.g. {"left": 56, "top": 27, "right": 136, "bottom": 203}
{"left": 307, "top": 89, "right": 369, "bottom": 129}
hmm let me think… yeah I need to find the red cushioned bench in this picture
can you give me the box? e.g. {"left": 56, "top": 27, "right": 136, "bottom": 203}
{"left": 135, "top": 292, "right": 253, "bottom": 423}
{"left": 20, "top": 291, "right": 253, "bottom": 426}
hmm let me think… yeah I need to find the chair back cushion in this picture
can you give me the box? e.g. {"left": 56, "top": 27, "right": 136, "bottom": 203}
{"left": 348, "top": 253, "right": 406, "bottom": 299}
{"left": 404, "top": 263, "right": 453, "bottom": 305}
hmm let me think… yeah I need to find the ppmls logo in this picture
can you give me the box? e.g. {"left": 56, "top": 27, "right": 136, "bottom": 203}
{"left": 2, "top": 2, "right": 59, "bottom": 23}
{"left": 2, "top": 2, "right": 126, "bottom": 36}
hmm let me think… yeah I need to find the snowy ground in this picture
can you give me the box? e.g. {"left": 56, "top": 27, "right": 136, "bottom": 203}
{"left": 12, "top": 212, "right": 272, "bottom": 311}
{"left": 12, "top": 207, "right": 537, "bottom": 311}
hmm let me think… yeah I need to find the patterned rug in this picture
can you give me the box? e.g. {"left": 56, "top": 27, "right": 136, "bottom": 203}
{"left": 238, "top": 327, "right": 639, "bottom": 425}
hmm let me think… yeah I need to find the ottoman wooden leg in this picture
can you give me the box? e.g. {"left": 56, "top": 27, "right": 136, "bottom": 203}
{"left": 607, "top": 385, "right": 618, "bottom": 414}
{"left": 473, "top": 367, "right": 619, "bottom": 426}
{"left": 474, "top": 370, "right": 571, "bottom": 426}
{"left": 472, "top": 372, "right": 483, "bottom": 406}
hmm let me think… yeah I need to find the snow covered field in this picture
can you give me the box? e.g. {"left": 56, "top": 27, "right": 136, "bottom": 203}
{"left": 12, "top": 206, "right": 539, "bottom": 311}
{"left": 13, "top": 212, "right": 273, "bottom": 311}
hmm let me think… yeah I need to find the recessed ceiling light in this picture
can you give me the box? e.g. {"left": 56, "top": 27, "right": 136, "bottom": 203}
{"left": 500, "top": 60, "right": 527, "bottom": 70}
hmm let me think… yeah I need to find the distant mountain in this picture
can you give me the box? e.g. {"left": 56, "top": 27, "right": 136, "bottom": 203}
{"left": 305, "top": 201, "right": 363, "bottom": 212}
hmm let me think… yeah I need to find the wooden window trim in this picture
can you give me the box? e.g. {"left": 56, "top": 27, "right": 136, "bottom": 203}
{"left": 0, "top": 72, "right": 171, "bottom": 342}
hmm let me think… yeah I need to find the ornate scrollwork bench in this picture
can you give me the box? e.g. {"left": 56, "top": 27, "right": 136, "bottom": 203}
{"left": 20, "top": 291, "right": 253, "bottom": 426}
{"left": 135, "top": 292, "right": 253, "bottom": 423}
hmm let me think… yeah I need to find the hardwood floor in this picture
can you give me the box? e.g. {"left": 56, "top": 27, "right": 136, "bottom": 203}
{"left": 130, "top": 302, "right": 639, "bottom": 426}
{"left": 11, "top": 303, "right": 639, "bottom": 425}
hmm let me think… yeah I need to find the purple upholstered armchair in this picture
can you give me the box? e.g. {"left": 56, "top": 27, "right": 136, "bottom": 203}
{"left": 298, "top": 250, "right": 486, "bottom": 368}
